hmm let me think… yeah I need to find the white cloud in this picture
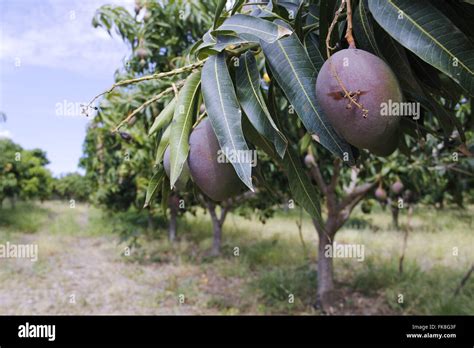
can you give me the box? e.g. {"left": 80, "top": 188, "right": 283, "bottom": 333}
{"left": 0, "top": 127, "right": 12, "bottom": 139}
{"left": 0, "top": 0, "right": 135, "bottom": 76}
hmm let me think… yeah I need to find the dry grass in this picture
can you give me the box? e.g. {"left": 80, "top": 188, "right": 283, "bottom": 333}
{"left": 0, "top": 201, "right": 472, "bottom": 315}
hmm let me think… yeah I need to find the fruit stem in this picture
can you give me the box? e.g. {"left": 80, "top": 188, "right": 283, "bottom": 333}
{"left": 344, "top": 0, "right": 356, "bottom": 49}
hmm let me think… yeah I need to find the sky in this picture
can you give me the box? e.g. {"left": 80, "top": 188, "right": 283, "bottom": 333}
{"left": 0, "top": 0, "right": 135, "bottom": 176}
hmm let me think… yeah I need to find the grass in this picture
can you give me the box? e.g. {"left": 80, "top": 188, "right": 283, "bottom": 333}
{"left": 0, "top": 200, "right": 472, "bottom": 315}
{"left": 0, "top": 201, "right": 49, "bottom": 234}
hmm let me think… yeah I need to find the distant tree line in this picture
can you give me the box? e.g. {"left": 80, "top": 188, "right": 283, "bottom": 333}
{"left": 0, "top": 138, "right": 91, "bottom": 208}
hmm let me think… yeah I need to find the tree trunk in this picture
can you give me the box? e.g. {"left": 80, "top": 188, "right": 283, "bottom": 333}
{"left": 211, "top": 218, "right": 223, "bottom": 257}
{"left": 10, "top": 196, "right": 16, "bottom": 209}
{"left": 205, "top": 199, "right": 226, "bottom": 257}
{"left": 147, "top": 212, "right": 155, "bottom": 231}
{"left": 168, "top": 205, "right": 177, "bottom": 243}
{"left": 314, "top": 219, "right": 335, "bottom": 312}
{"left": 391, "top": 205, "right": 399, "bottom": 230}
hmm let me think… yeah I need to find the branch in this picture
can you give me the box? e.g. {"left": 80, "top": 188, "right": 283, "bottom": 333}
{"left": 339, "top": 181, "right": 377, "bottom": 210}
{"left": 334, "top": 180, "right": 377, "bottom": 231}
{"left": 219, "top": 205, "right": 229, "bottom": 225}
{"left": 310, "top": 164, "right": 327, "bottom": 195}
{"left": 204, "top": 196, "right": 218, "bottom": 221}
{"left": 229, "top": 191, "right": 256, "bottom": 205}
{"left": 329, "top": 158, "right": 341, "bottom": 192}
{"left": 344, "top": 166, "right": 359, "bottom": 194}
{"left": 113, "top": 85, "right": 177, "bottom": 133}
{"left": 87, "top": 60, "right": 205, "bottom": 108}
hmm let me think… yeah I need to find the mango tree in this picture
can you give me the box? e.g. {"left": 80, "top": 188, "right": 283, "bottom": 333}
{"left": 87, "top": 0, "right": 473, "bottom": 311}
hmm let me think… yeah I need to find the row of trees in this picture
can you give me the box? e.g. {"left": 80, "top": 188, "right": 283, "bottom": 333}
{"left": 0, "top": 138, "right": 90, "bottom": 207}
{"left": 83, "top": 0, "right": 473, "bottom": 311}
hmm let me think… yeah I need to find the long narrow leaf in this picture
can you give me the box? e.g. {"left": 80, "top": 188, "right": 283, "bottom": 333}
{"left": 202, "top": 53, "right": 253, "bottom": 191}
{"left": 218, "top": 14, "right": 292, "bottom": 43}
{"left": 155, "top": 126, "right": 170, "bottom": 165}
{"left": 148, "top": 97, "right": 175, "bottom": 136}
{"left": 303, "top": 33, "right": 325, "bottom": 72}
{"left": 284, "top": 145, "right": 322, "bottom": 221}
{"left": 169, "top": 71, "right": 201, "bottom": 189}
{"left": 144, "top": 167, "right": 165, "bottom": 208}
{"left": 369, "top": 0, "right": 474, "bottom": 96}
{"left": 213, "top": 0, "right": 227, "bottom": 29}
{"left": 236, "top": 52, "right": 287, "bottom": 158}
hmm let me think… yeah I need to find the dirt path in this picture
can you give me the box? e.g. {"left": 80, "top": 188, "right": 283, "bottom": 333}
{"left": 0, "top": 203, "right": 218, "bottom": 314}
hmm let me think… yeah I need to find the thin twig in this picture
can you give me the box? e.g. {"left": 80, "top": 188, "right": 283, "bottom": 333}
{"left": 171, "top": 82, "right": 179, "bottom": 99}
{"left": 87, "top": 60, "right": 205, "bottom": 109}
{"left": 325, "top": 0, "right": 346, "bottom": 56}
{"left": 113, "top": 86, "right": 175, "bottom": 133}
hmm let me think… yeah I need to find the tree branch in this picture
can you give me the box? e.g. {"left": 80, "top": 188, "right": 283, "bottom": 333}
{"left": 329, "top": 158, "right": 341, "bottom": 192}
{"left": 339, "top": 181, "right": 377, "bottom": 210}
{"left": 113, "top": 85, "right": 177, "bottom": 132}
{"left": 310, "top": 164, "right": 328, "bottom": 195}
{"left": 344, "top": 166, "right": 359, "bottom": 194}
{"left": 87, "top": 60, "right": 205, "bottom": 108}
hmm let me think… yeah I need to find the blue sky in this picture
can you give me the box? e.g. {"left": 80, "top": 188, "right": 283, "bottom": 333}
{"left": 0, "top": 0, "right": 134, "bottom": 176}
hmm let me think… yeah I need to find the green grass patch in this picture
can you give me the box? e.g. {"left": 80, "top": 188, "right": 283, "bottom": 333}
{"left": 249, "top": 264, "right": 317, "bottom": 314}
{"left": 0, "top": 201, "right": 49, "bottom": 234}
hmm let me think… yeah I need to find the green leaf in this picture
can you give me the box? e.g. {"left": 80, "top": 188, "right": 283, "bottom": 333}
{"left": 242, "top": 115, "right": 278, "bottom": 160}
{"left": 303, "top": 32, "right": 325, "bottom": 72}
{"left": 212, "top": 34, "right": 249, "bottom": 52}
{"left": 148, "top": 97, "right": 176, "bottom": 136}
{"left": 261, "top": 33, "right": 356, "bottom": 164}
{"left": 278, "top": 0, "right": 304, "bottom": 16}
{"left": 218, "top": 14, "right": 292, "bottom": 43}
{"left": 284, "top": 145, "right": 322, "bottom": 221}
{"left": 353, "top": 0, "right": 383, "bottom": 57}
{"left": 236, "top": 52, "right": 287, "bottom": 158}
{"left": 352, "top": 2, "right": 464, "bottom": 139}
{"left": 195, "top": 34, "right": 250, "bottom": 59}
{"left": 144, "top": 166, "right": 165, "bottom": 208}
{"left": 305, "top": 4, "right": 320, "bottom": 27}
{"left": 213, "top": 0, "right": 227, "bottom": 29}
{"left": 202, "top": 53, "right": 253, "bottom": 191}
{"left": 169, "top": 71, "right": 201, "bottom": 189}
{"left": 249, "top": 2, "right": 276, "bottom": 18}
{"left": 155, "top": 126, "right": 170, "bottom": 165}
{"left": 231, "top": 0, "right": 245, "bottom": 15}
{"left": 369, "top": 0, "right": 474, "bottom": 96}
